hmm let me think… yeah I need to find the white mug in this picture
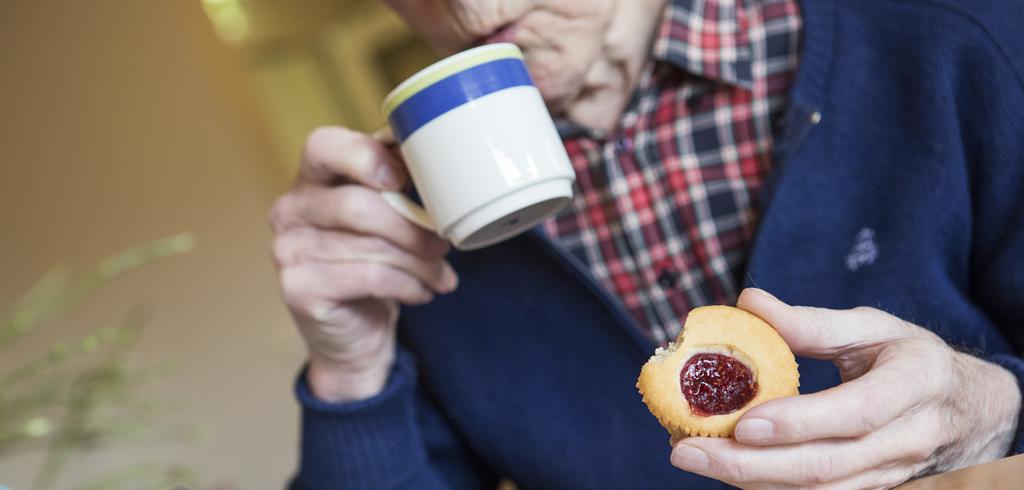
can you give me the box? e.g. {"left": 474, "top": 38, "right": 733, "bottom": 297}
{"left": 380, "top": 43, "right": 575, "bottom": 251}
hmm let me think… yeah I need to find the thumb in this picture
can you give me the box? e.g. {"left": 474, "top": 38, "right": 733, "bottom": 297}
{"left": 736, "top": 288, "right": 910, "bottom": 360}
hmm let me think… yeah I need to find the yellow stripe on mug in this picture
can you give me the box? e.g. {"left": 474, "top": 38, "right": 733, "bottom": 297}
{"left": 381, "top": 43, "right": 524, "bottom": 118}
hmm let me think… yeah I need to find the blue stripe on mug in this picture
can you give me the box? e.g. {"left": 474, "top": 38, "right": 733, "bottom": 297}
{"left": 388, "top": 57, "right": 535, "bottom": 143}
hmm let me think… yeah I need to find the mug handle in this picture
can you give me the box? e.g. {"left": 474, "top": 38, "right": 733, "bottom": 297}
{"left": 380, "top": 191, "right": 438, "bottom": 232}
{"left": 372, "top": 126, "right": 439, "bottom": 233}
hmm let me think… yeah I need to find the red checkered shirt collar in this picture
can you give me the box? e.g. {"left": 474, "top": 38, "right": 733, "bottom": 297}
{"left": 652, "top": 0, "right": 755, "bottom": 89}
{"left": 544, "top": 0, "right": 801, "bottom": 342}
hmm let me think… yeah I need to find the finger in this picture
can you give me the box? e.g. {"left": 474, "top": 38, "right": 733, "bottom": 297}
{"left": 280, "top": 262, "right": 435, "bottom": 319}
{"left": 269, "top": 185, "right": 449, "bottom": 258}
{"left": 273, "top": 229, "right": 459, "bottom": 293}
{"left": 736, "top": 288, "right": 911, "bottom": 359}
{"left": 672, "top": 429, "right": 923, "bottom": 487}
{"left": 298, "top": 126, "right": 407, "bottom": 190}
{"left": 734, "top": 358, "right": 929, "bottom": 444}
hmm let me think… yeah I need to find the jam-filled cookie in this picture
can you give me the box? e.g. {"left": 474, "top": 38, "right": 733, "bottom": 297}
{"left": 637, "top": 305, "right": 799, "bottom": 438}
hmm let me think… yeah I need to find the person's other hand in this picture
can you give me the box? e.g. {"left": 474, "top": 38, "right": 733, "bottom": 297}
{"left": 269, "top": 126, "right": 458, "bottom": 402}
{"left": 670, "top": 288, "right": 1021, "bottom": 489}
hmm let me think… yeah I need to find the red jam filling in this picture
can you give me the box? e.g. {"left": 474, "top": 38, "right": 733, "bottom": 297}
{"left": 680, "top": 352, "right": 758, "bottom": 416}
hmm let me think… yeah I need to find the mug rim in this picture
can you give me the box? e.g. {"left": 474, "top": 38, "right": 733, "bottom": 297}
{"left": 381, "top": 43, "right": 522, "bottom": 117}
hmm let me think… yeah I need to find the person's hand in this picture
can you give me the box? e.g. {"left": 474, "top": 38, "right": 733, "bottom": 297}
{"left": 670, "top": 288, "right": 1021, "bottom": 489}
{"left": 269, "top": 127, "right": 458, "bottom": 402}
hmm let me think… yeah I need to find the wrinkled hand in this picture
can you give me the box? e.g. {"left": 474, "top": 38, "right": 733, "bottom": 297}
{"left": 670, "top": 289, "right": 1021, "bottom": 489}
{"left": 269, "top": 127, "right": 458, "bottom": 402}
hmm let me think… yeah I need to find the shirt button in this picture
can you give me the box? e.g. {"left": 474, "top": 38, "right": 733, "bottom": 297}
{"left": 614, "top": 135, "right": 633, "bottom": 153}
{"left": 656, "top": 267, "right": 679, "bottom": 288}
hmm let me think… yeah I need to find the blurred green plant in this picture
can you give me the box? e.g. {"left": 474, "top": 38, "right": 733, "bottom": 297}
{"left": 0, "top": 234, "right": 206, "bottom": 490}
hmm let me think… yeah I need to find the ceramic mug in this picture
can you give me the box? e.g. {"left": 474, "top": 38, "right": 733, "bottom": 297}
{"left": 380, "top": 43, "right": 575, "bottom": 251}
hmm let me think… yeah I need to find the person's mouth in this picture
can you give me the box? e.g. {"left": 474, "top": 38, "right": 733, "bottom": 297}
{"left": 477, "top": 23, "right": 520, "bottom": 46}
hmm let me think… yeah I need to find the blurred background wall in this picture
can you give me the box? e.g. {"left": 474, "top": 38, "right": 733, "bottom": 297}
{"left": 0, "top": 0, "right": 433, "bottom": 488}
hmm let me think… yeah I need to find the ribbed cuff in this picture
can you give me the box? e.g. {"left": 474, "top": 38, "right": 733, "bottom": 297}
{"left": 291, "top": 350, "right": 425, "bottom": 490}
{"left": 984, "top": 353, "right": 1024, "bottom": 456}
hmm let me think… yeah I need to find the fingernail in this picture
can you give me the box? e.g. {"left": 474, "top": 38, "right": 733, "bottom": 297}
{"left": 376, "top": 164, "right": 401, "bottom": 189}
{"left": 671, "top": 444, "right": 708, "bottom": 472}
{"left": 752, "top": 288, "right": 779, "bottom": 301}
{"left": 735, "top": 418, "right": 775, "bottom": 442}
{"left": 440, "top": 263, "right": 459, "bottom": 293}
{"left": 413, "top": 291, "right": 434, "bottom": 305}
{"left": 738, "top": 288, "right": 779, "bottom": 309}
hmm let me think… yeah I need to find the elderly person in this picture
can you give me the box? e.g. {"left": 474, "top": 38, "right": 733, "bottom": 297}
{"left": 270, "top": 0, "right": 1024, "bottom": 488}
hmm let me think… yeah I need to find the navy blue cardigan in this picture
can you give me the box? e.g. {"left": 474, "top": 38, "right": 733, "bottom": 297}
{"left": 292, "top": 0, "right": 1024, "bottom": 488}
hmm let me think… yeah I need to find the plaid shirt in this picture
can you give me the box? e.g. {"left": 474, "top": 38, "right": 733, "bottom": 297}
{"left": 543, "top": 0, "right": 801, "bottom": 343}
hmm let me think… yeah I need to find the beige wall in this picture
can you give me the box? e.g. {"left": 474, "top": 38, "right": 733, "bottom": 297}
{"left": 0, "top": 1, "right": 306, "bottom": 487}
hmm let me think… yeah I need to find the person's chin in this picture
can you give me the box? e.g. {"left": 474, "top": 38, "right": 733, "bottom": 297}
{"left": 565, "top": 93, "right": 623, "bottom": 133}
